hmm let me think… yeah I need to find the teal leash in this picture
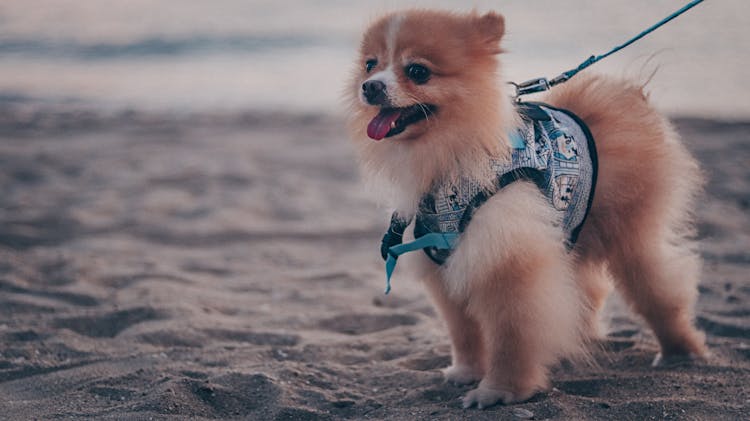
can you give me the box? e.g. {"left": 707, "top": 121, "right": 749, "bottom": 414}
{"left": 512, "top": 0, "right": 706, "bottom": 98}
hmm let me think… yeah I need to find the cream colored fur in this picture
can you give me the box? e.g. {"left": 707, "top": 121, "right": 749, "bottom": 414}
{"left": 347, "top": 9, "right": 706, "bottom": 409}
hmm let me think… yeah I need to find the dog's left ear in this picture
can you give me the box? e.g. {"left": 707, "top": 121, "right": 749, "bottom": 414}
{"left": 475, "top": 11, "right": 505, "bottom": 53}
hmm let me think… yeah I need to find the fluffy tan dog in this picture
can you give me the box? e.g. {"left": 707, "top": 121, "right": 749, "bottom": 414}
{"left": 346, "top": 9, "right": 706, "bottom": 409}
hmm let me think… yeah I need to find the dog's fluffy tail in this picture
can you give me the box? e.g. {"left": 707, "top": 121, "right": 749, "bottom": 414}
{"left": 542, "top": 71, "right": 703, "bottom": 245}
{"left": 542, "top": 72, "right": 653, "bottom": 128}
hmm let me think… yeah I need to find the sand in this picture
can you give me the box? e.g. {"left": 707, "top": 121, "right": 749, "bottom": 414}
{"left": 0, "top": 106, "right": 748, "bottom": 420}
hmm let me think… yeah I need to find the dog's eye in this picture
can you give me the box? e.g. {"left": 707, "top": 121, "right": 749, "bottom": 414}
{"left": 406, "top": 63, "right": 431, "bottom": 84}
{"left": 365, "top": 59, "right": 377, "bottom": 73}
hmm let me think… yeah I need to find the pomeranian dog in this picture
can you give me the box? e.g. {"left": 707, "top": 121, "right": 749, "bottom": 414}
{"left": 346, "top": 9, "right": 706, "bottom": 408}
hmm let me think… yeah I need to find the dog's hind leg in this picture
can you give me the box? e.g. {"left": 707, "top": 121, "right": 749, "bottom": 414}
{"left": 607, "top": 239, "right": 706, "bottom": 364}
{"left": 575, "top": 258, "right": 613, "bottom": 338}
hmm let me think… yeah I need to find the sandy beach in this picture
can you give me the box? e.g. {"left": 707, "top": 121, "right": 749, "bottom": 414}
{"left": 0, "top": 104, "right": 747, "bottom": 420}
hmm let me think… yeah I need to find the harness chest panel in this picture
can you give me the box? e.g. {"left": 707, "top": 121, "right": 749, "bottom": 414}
{"left": 411, "top": 102, "right": 598, "bottom": 264}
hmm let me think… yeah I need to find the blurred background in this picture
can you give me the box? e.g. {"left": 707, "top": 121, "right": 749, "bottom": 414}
{"left": 0, "top": 0, "right": 748, "bottom": 118}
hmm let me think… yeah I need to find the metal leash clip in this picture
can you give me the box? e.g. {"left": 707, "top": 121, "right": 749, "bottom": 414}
{"left": 510, "top": 77, "right": 550, "bottom": 101}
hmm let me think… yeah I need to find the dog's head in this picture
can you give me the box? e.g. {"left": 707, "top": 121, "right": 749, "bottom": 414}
{"left": 348, "top": 10, "right": 506, "bottom": 143}
{"left": 346, "top": 10, "right": 510, "bottom": 207}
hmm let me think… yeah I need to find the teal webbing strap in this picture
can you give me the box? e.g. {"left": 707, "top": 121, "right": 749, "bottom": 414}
{"left": 384, "top": 233, "right": 459, "bottom": 294}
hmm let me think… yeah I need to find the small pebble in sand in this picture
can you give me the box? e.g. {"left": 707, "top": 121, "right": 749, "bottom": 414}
{"left": 512, "top": 407, "right": 534, "bottom": 419}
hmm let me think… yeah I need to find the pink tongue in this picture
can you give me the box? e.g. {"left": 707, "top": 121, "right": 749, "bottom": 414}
{"left": 367, "top": 109, "right": 402, "bottom": 140}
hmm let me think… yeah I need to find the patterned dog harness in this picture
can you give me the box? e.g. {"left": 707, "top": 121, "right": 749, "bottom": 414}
{"left": 381, "top": 102, "right": 598, "bottom": 293}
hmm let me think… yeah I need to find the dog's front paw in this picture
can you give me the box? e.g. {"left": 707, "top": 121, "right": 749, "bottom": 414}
{"left": 443, "top": 364, "right": 482, "bottom": 385}
{"left": 461, "top": 382, "right": 516, "bottom": 409}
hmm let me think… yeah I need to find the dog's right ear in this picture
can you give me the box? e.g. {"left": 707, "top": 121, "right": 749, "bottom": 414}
{"left": 475, "top": 11, "right": 505, "bottom": 54}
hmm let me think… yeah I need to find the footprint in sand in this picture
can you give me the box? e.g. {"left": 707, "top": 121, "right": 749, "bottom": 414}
{"left": 137, "top": 331, "right": 204, "bottom": 348}
{"left": 202, "top": 329, "right": 300, "bottom": 346}
{"left": 317, "top": 313, "right": 419, "bottom": 335}
{"left": 0, "top": 214, "right": 81, "bottom": 249}
{"left": 556, "top": 378, "right": 610, "bottom": 398}
{"left": 139, "top": 372, "right": 281, "bottom": 417}
{"left": 52, "top": 307, "right": 164, "bottom": 338}
{"left": 697, "top": 315, "right": 750, "bottom": 338}
{"left": 0, "top": 279, "right": 99, "bottom": 307}
{"left": 400, "top": 353, "right": 452, "bottom": 371}
{"left": 88, "top": 386, "right": 136, "bottom": 401}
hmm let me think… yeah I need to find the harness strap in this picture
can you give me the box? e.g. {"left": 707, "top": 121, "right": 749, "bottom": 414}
{"left": 384, "top": 233, "right": 459, "bottom": 294}
{"left": 381, "top": 213, "right": 412, "bottom": 260}
{"left": 458, "top": 168, "right": 546, "bottom": 233}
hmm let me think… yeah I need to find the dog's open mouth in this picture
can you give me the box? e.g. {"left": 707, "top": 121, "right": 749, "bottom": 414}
{"left": 366, "top": 104, "right": 437, "bottom": 140}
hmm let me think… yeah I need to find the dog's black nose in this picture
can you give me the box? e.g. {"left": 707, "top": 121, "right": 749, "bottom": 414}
{"left": 362, "top": 80, "right": 387, "bottom": 105}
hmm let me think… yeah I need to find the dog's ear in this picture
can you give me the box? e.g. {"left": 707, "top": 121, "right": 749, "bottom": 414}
{"left": 475, "top": 11, "right": 505, "bottom": 53}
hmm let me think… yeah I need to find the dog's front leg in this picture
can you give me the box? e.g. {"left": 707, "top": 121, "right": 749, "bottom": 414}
{"left": 421, "top": 269, "right": 485, "bottom": 385}
{"left": 443, "top": 183, "right": 587, "bottom": 408}
{"left": 461, "top": 247, "right": 579, "bottom": 407}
